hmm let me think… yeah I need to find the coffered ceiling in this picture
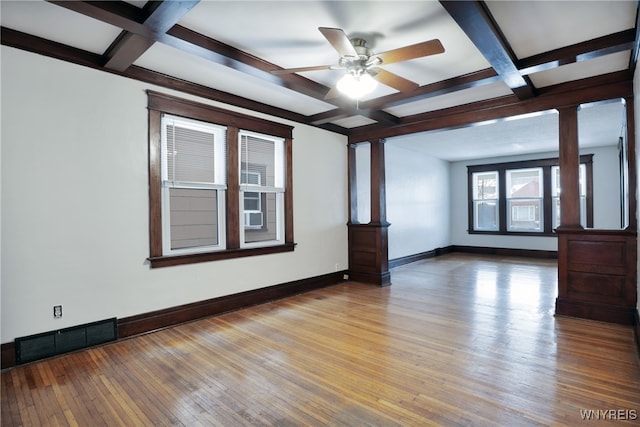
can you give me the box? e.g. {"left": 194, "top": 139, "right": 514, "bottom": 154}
{"left": 1, "top": 1, "right": 637, "bottom": 159}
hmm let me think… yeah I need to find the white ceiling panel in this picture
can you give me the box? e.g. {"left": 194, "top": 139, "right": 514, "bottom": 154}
{"left": 0, "top": 0, "right": 123, "bottom": 55}
{"left": 388, "top": 110, "right": 560, "bottom": 161}
{"left": 388, "top": 100, "right": 625, "bottom": 162}
{"left": 486, "top": 0, "right": 636, "bottom": 59}
{"left": 384, "top": 81, "right": 513, "bottom": 117}
{"left": 331, "top": 115, "right": 378, "bottom": 128}
{"left": 528, "top": 51, "right": 630, "bottom": 88}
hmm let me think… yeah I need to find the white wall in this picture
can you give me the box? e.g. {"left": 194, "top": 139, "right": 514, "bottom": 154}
{"left": 450, "top": 147, "right": 622, "bottom": 251}
{"left": 590, "top": 145, "right": 624, "bottom": 229}
{"left": 1, "top": 47, "right": 349, "bottom": 343}
{"left": 386, "top": 144, "right": 450, "bottom": 260}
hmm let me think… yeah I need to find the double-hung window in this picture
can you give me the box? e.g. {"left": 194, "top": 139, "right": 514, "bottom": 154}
{"left": 161, "top": 115, "right": 227, "bottom": 254}
{"left": 472, "top": 171, "right": 499, "bottom": 231}
{"left": 506, "top": 168, "right": 543, "bottom": 232}
{"left": 147, "top": 91, "right": 294, "bottom": 268}
{"left": 467, "top": 156, "right": 592, "bottom": 235}
{"left": 239, "top": 131, "right": 285, "bottom": 246}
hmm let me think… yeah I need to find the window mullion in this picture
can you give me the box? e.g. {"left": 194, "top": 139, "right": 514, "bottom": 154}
{"left": 498, "top": 169, "right": 507, "bottom": 232}
{"left": 543, "top": 166, "right": 553, "bottom": 233}
{"left": 226, "top": 126, "right": 240, "bottom": 250}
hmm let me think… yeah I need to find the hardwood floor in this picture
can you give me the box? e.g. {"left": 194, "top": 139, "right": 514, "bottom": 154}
{"left": 2, "top": 254, "right": 640, "bottom": 426}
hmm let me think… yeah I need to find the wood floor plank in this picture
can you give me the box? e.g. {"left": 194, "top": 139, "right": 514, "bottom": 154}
{"left": 2, "top": 254, "right": 639, "bottom": 426}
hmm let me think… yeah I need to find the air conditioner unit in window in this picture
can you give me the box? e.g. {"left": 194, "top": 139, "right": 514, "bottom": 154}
{"left": 244, "top": 212, "right": 263, "bottom": 228}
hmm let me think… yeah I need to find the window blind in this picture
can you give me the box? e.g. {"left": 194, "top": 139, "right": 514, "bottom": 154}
{"left": 239, "top": 132, "right": 283, "bottom": 190}
{"left": 163, "top": 115, "right": 227, "bottom": 187}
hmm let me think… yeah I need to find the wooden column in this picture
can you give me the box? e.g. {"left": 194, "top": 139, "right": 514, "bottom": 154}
{"left": 347, "top": 139, "right": 391, "bottom": 287}
{"left": 624, "top": 97, "right": 637, "bottom": 231}
{"left": 557, "top": 106, "right": 582, "bottom": 230}
{"left": 555, "top": 104, "right": 637, "bottom": 324}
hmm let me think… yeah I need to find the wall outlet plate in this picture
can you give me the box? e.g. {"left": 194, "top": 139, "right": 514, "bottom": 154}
{"left": 53, "top": 305, "right": 62, "bottom": 318}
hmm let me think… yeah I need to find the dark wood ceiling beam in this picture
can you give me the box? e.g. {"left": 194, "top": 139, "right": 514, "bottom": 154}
{"left": 103, "top": 1, "right": 199, "bottom": 71}
{"left": 0, "top": 27, "right": 344, "bottom": 135}
{"left": 518, "top": 29, "right": 636, "bottom": 75}
{"left": 49, "top": 1, "right": 400, "bottom": 126}
{"left": 48, "top": 0, "right": 351, "bottom": 110}
{"left": 440, "top": 0, "right": 536, "bottom": 100}
{"left": 164, "top": 25, "right": 349, "bottom": 107}
{"left": 348, "top": 71, "right": 632, "bottom": 143}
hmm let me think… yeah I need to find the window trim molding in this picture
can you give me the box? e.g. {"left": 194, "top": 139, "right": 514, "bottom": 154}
{"left": 147, "top": 90, "right": 295, "bottom": 268}
{"left": 467, "top": 155, "right": 593, "bottom": 236}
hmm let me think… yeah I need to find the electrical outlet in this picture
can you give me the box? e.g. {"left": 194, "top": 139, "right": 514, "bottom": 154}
{"left": 53, "top": 305, "right": 62, "bottom": 319}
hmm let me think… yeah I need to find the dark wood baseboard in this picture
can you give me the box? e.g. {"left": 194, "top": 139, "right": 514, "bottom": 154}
{"left": 389, "top": 245, "right": 555, "bottom": 269}
{"left": 452, "top": 245, "right": 558, "bottom": 259}
{"left": 1, "top": 271, "right": 345, "bottom": 370}
{"left": 117, "top": 271, "right": 346, "bottom": 339}
{"left": 389, "top": 246, "right": 454, "bottom": 269}
{"left": 556, "top": 298, "right": 636, "bottom": 325}
{"left": 348, "top": 270, "right": 391, "bottom": 287}
{"left": 1, "top": 342, "right": 15, "bottom": 370}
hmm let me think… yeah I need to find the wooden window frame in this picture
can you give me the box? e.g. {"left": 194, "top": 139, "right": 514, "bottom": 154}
{"left": 147, "top": 91, "right": 295, "bottom": 268}
{"left": 467, "top": 155, "right": 593, "bottom": 236}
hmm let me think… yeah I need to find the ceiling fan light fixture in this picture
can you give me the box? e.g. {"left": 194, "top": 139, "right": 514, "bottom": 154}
{"left": 336, "top": 71, "right": 377, "bottom": 99}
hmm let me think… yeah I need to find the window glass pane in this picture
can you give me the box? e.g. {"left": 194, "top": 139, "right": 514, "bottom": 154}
{"left": 552, "top": 197, "right": 560, "bottom": 229}
{"left": 551, "top": 166, "right": 560, "bottom": 197}
{"left": 473, "top": 172, "right": 498, "bottom": 199}
{"left": 240, "top": 134, "right": 280, "bottom": 188}
{"left": 169, "top": 188, "right": 219, "bottom": 249}
{"left": 507, "top": 168, "right": 542, "bottom": 198}
{"left": 239, "top": 131, "right": 285, "bottom": 246}
{"left": 507, "top": 199, "right": 542, "bottom": 231}
{"left": 243, "top": 192, "right": 281, "bottom": 242}
{"left": 474, "top": 201, "right": 498, "bottom": 231}
{"left": 579, "top": 164, "right": 586, "bottom": 196}
{"left": 244, "top": 192, "right": 260, "bottom": 211}
{"left": 163, "top": 116, "right": 226, "bottom": 186}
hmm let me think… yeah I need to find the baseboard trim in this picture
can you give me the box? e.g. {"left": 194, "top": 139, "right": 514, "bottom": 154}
{"left": 1, "top": 342, "right": 15, "bottom": 370}
{"left": 117, "top": 270, "right": 346, "bottom": 339}
{"left": 1, "top": 271, "right": 345, "bottom": 370}
{"left": 452, "top": 245, "right": 558, "bottom": 259}
{"left": 389, "top": 246, "right": 454, "bottom": 269}
{"left": 556, "top": 297, "right": 635, "bottom": 325}
{"left": 389, "top": 245, "right": 556, "bottom": 269}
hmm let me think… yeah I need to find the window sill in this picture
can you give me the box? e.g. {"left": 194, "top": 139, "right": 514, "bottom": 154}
{"left": 468, "top": 230, "right": 558, "bottom": 237}
{"left": 148, "top": 243, "right": 296, "bottom": 268}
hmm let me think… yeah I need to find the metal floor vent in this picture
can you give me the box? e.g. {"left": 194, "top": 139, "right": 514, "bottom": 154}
{"left": 15, "top": 318, "right": 117, "bottom": 364}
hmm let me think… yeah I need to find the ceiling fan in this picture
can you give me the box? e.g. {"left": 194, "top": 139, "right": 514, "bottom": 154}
{"left": 271, "top": 27, "right": 445, "bottom": 99}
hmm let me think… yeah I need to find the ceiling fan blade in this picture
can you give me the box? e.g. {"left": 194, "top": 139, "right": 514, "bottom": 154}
{"left": 376, "top": 39, "right": 444, "bottom": 65}
{"left": 370, "top": 67, "right": 418, "bottom": 93}
{"left": 324, "top": 85, "right": 342, "bottom": 100}
{"left": 271, "top": 65, "right": 334, "bottom": 75}
{"left": 319, "top": 27, "right": 358, "bottom": 57}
